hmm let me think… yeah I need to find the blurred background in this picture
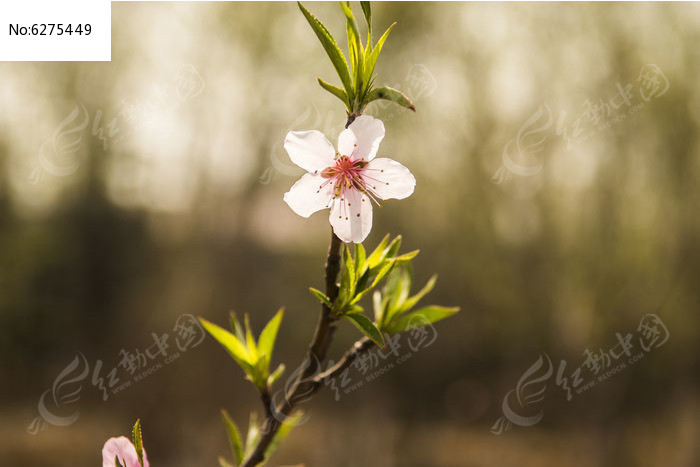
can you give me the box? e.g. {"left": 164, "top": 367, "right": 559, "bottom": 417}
{"left": 1, "top": 2, "right": 699, "bottom": 466}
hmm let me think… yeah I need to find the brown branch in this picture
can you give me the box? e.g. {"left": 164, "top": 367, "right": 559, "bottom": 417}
{"left": 260, "top": 388, "right": 273, "bottom": 421}
{"left": 312, "top": 337, "right": 374, "bottom": 384}
{"left": 241, "top": 231, "right": 342, "bottom": 466}
{"left": 240, "top": 116, "right": 358, "bottom": 467}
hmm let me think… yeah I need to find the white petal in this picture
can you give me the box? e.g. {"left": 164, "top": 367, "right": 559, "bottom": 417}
{"left": 337, "top": 128, "right": 357, "bottom": 157}
{"left": 347, "top": 115, "right": 385, "bottom": 161}
{"left": 283, "top": 173, "right": 333, "bottom": 218}
{"left": 284, "top": 130, "right": 336, "bottom": 173}
{"left": 364, "top": 158, "right": 416, "bottom": 200}
{"left": 329, "top": 189, "right": 373, "bottom": 243}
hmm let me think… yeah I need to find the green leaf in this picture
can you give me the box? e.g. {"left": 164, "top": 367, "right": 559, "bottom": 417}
{"left": 373, "top": 290, "right": 385, "bottom": 324}
{"left": 199, "top": 318, "right": 254, "bottom": 376}
{"left": 394, "top": 249, "right": 419, "bottom": 266}
{"left": 369, "top": 258, "right": 397, "bottom": 292}
{"left": 258, "top": 309, "right": 284, "bottom": 367}
{"left": 399, "top": 274, "right": 437, "bottom": 313}
{"left": 244, "top": 411, "right": 260, "bottom": 459}
{"left": 268, "top": 363, "right": 286, "bottom": 386}
{"left": 218, "top": 457, "right": 235, "bottom": 467}
{"left": 335, "top": 246, "right": 357, "bottom": 313}
{"left": 384, "top": 235, "right": 402, "bottom": 260}
{"left": 221, "top": 410, "right": 244, "bottom": 465}
{"left": 363, "top": 22, "right": 396, "bottom": 84}
{"left": 132, "top": 419, "right": 144, "bottom": 467}
{"left": 367, "top": 85, "right": 416, "bottom": 111}
{"left": 355, "top": 268, "right": 371, "bottom": 295}
{"left": 229, "top": 311, "right": 245, "bottom": 343}
{"left": 360, "top": 1, "right": 372, "bottom": 35}
{"left": 340, "top": 2, "right": 364, "bottom": 96}
{"left": 297, "top": 2, "right": 354, "bottom": 98}
{"left": 366, "top": 233, "right": 391, "bottom": 268}
{"left": 354, "top": 243, "right": 367, "bottom": 278}
{"left": 244, "top": 314, "right": 259, "bottom": 362}
{"left": 317, "top": 77, "right": 349, "bottom": 108}
{"left": 345, "top": 312, "right": 385, "bottom": 346}
{"left": 388, "top": 306, "right": 460, "bottom": 333}
{"left": 352, "top": 256, "right": 397, "bottom": 305}
{"left": 387, "top": 267, "right": 411, "bottom": 314}
{"left": 309, "top": 287, "right": 332, "bottom": 307}
{"left": 343, "top": 244, "right": 356, "bottom": 287}
{"left": 264, "top": 411, "right": 303, "bottom": 462}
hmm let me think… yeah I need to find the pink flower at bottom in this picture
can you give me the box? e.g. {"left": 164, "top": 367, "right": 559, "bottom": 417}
{"left": 102, "top": 436, "right": 149, "bottom": 467}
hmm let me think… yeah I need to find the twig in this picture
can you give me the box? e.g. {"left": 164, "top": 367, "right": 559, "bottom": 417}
{"left": 312, "top": 337, "right": 374, "bottom": 384}
{"left": 240, "top": 116, "right": 357, "bottom": 467}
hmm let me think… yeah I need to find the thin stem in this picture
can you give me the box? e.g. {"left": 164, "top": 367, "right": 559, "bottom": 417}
{"left": 260, "top": 388, "right": 273, "bottom": 420}
{"left": 240, "top": 115, "right": 358, "bottom": 467}
{"left": 312, "top": 337, "right": 374, "bottom": 384}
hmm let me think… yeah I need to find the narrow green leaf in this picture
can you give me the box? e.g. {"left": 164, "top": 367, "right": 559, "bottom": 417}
{"left": 199, "top": 318, "right": 254, "bottom": 375}
{"left": 244, "top": 411, "right": 260, "bottom": 458}
{"left": 344, "top": 244, "right": 356, "bottom": 287}
{"left": 372, "top": 290, "right": 384, "bottom": 324}
{"left": 258, "top": 309, "right": 284, "bottom": 367}
{"left": 366, "top": 233, "right": 391, "bottom": 268}
{"left": 268, "top": 363, "right": 286, "bottom": 386}
{"left": 388, "top": 306, "right": 460, "bottom": 333}
{"left": 317, "top": 77, "right": 349, "bottom": 108}
{"left": 221, "top": 410, "right": 244, "bottom": 465}
{"left": 387, "top": 267, "right": 411, "bottom": 314}
{"left": 360, "top": 1, "right": 372, "bottom": 34}
{"left": 355, "top": 268, "right": 371, "bottom": 296}
{"left": 132, "top": 419, "right": 144, "bottom": 467}
{"left": 367, "top": 85, "right": 416, "bottom": 111}
{"left": 345, "top": 312, "right": 385, "bottom": 346}
{"left": 335, "top": 246, "right": 356, "bottom": 313}
{"left": 253, "top": 358, "right": 269, "bottom": 390}
{"left": 364, "top": 22, "right": 396, "bottom": 83}
{"left": 340, "top": 2, "right": 364, "bottom": 94}
{"left": 297, "top": 2, "right": 354, "bottom": 98}
{"left": 229, "top": 311, "right": 245, "bottom": 343}
{"left": 352, "top": 257, "right": 397, "bottom": 305}
{"left": 399, "top": 274, "right": 437, "bottom": 313}
{"left": 394, "top": 249, "right": 419, "bottom": 266}
{"left": 309, "top": 287, "right": 333, "bottom": 307}
{"left": 385, "top": 235, "right": 402, "bottom": 259}
{"left": 354, "top": 243, "right": 367, "bottom": 278}
{"left": 244, "top": 314, "right": 259, "bottom": 362}
{"left": 371, "top": 258, "right": 397, "bottom": 289}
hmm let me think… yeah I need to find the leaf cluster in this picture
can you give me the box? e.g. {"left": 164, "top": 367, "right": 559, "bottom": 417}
{"left": 199, "top": 310, "right": 285, "bottom": 392}
{"left": 218, "top": 410, "right": 303, "bottom": 467}
{"left": 298, "top": 1, "right": 415, "bottom": 115}
{"left": 374, "top": 267, "right": 459, "bottom": 334}
{"left": 309, "top": 234, "right": 458, "bottom": 346}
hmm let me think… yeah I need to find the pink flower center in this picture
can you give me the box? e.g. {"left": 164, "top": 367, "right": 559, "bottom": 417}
{"left": 314, "top": 154, "right": 389, "bottom": 213}
{"left": 320, "top": 155, "right": 369, "bottom": 196}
